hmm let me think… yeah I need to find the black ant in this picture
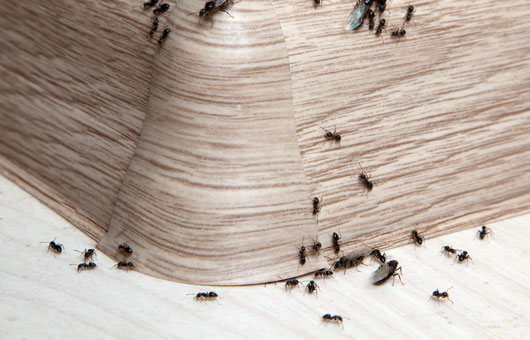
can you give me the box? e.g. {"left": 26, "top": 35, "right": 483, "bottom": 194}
{"left": 411, "top": 230, "right": 424, "bottom": 246}
{"left": 312, "top": 237, "right": 322, "bottom": 254}
{"left": 376, "top": 0, "right": 387, "bottom": 13}
{"left": 199, "top": 0, "right": 235, "bottom": 27}
{"left": 370, "top": 248, "right": 386, "bottom": 263}
{"left": 306, "top": 280, "right": 319, "bottom": 294}
{"left": 193, "top": 291, "right": 218, "bottom": 300}
{"left": 41, "top": 238, "right": 63, "bottom": 254}
{"left": 144, "top": 0, "right": 159, "bottom": 8}
{"left": 391, "top": 27, "right": 406, "bottom": 39}
{"left": 405, "top": 5, "right": 415, "bottom": 22}
{"left": 322, "top": 314, "right": 343, "bottom": 324}
{"left": 320, "top": 126, "right": 341, "bottom": 145}
{"left": 285, "top": 279, "right": 303, "bottom": 290}
{"left": 149, "top": 18, "right": 159, "bottom": 36}
{"left": 113, "top": 261, "right": 135, "bottom": 270}
{"left": 358, "top": 163, "right": 374, "bottom": 192}
{"left": 71, "top": 262, "right": 97, "bottom": 272}
{"left": 312, "top": 196, "right": 322, "bottom": 216}
{"left": 375, "top": 18, "right": 386, "bottom": 37}
{"left": 117, "top": 242, "right": 133, "bottom": 255}
{"left": 158, "top": 28, "right": 170, "bottom": 45}
{"left": 75, "top": 248, "right": 97, "bottom": 261}
{"left": 432, "top": 288, "right": 454, "bottom": 305}
{"left": 314, "top": 0, "right": 322, "bottom": 6}
{"left": 153, "top": 3, "right": 170, "bottom": 15}
{"left": 456, "top": 250, "right": 472, "bottom": 264}
{"left": 477, "top": 225, "right": 492, "bottom": 240}
{"left": 314, "top": 268, "right": 334, "bottom": 278}
{"left": 372, "top": 260, "right": 403, "bottom": 286}
{"left": 332, "top": 253, "right": 365, "bottom": 273}
{"left": 332, "top": 231, "right": 341, "bottom": 253}
{"left": 367, "top": 9, "right": 375, "bottom": 30}
{"left": 298, "top": 245, "right": 307, "bottom": 265}
{"left": 441, "top": 245, "right": 459, "bottom": 256}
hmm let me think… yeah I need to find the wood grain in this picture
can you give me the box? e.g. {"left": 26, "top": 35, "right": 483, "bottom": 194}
{"left": 1, "top": 0, "right": 530, "bottom": 284}
{"left": 0, "top": 0, "right": 156, "bottom": 238}
{"left": 2, "top": 175, "right": 529, "bottom": 339}
{"left": 98, "top": 0, "right": 327, "bottom": 285}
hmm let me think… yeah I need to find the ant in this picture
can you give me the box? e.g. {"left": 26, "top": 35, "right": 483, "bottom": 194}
{"left": 312, "top": 237, "right": 322, "bottom": 255}
{"left": 158, "top": 28, "right": 171, "bottom": 45}
{"left": 285, "top": 279, "right": 303, "bottom": 290}
{"left": 432, "top": 288, "right": 454, "bottom": 305}
{"left": 75, "top": 248, "right": 97, "bottom": 261}
{"left": 358, "top": 163, "right": 374, "bottom": 192}
{"left": 41, "top": 238, "right": 63, "bottom": 254}
{"left": 312, "top": 196, "right": 322, "bottom": 216}
{"left": 456, "top": 250, "right": 472, "bottom": 265}
{"left": 153, "top": 3, "right": 170, "bottom": 15}
{"left": 370, "top": 248, "right": 386, "bottom": 263}
{"left": 367, "top": 9, "right": 375, "bottom": 30}
{"left": 306, "top": 280, "right": 319, "bottom": 294}
{"left": 149, "top": 18, "right": 159, "bottom": 36}
{"left": 477, "top": 225, "right": 492, "bottom": 240}
{"left": 332, "top": 253, "right": 365, "bottom": 273}
{"left": 113, "top": 261, "right": 135, "bottom": 270}
{"left": 332, "top": 231, "right": 341, "bottom": 253}
{"left": 375, "top": 18, "right": 386, "bottom": 37}
{"left": 391, "top": 27, "right": 406, "bottom": 40}
{"left": 405, "top": 5, "right": 415, "bottom": 22}
{"left": 314, "top": 268, "right": 334, "bottom": 278}
{"left": 372, "top": 260, "right": 403, "bottom": 286}
{"left": 117, "top": 242, "right": 133, "bottom": 255}
{"left": 144, "top": 0, "right": 159, "bottom": 8}
{"left": 298, "top": 245, "right": 307, "bottom": 265}
{"left": 72, "top": 262, "right": 97, "bottom": 272}
{"left": 314, "top": 0, "right": 322, "bottom": 6}
{"left": 193, "top": 291, "right": 218, "bottom": 300}
{"left": 441, "top": 245, "right": 459, "bottom": 256}
{"left": 376, "top": 0, "right": 387, "bottom": 14}
{"left": 322, "top": 314, "right": 343, "bottom": 325}
{"left": 199, "top": 0, "right": 235, "bottom": 27}
{"left": 411, "top": 230, "right": 424, "bottom": 246}
{"left": 320, "top": 126, "right": 341, "bottom": 145}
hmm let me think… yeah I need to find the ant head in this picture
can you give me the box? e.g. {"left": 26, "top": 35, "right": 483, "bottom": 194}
{"left": 326, "top": 131, "right": 333, "bottom": 138}
{"left": 408, "top": 5, "right": 414, "bottom": 12}
{"left": 199, "top": 8, "right": 207, "bottom": 16}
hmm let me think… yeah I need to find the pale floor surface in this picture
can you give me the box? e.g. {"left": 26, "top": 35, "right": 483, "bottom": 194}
{"left": 1, "top": 175, "right": 529, "bottom": 340}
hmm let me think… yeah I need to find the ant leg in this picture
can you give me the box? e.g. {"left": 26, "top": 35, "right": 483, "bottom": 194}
{"left": 447, "top": 297, "right": 454, "bottom": 304}
{"left": 220, "top": 9, "right": 234, "bottom": 18}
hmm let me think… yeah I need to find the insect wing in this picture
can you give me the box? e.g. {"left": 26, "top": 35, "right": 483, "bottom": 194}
{"left": 345, "top": 1, "right": 369, "bottom": 31}
{"left": 215, "top": 0, "right": 229, "bottom": 7}
{"left": 372, "top": 261, "right": 395, "bottom": 284}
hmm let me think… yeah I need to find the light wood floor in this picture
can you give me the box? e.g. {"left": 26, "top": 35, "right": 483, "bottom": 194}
{"left": 1, "top": 175, "right": 529, "bottom": 339}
